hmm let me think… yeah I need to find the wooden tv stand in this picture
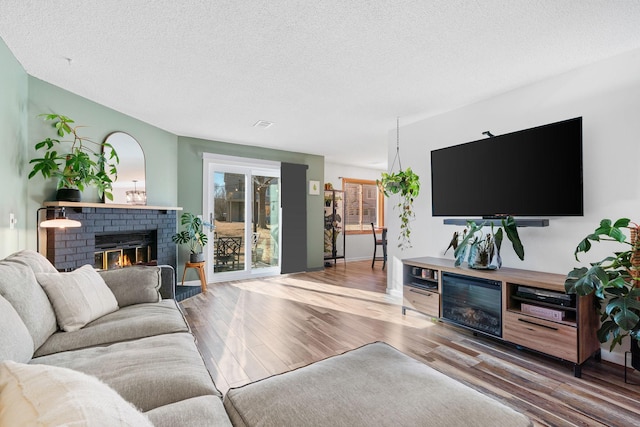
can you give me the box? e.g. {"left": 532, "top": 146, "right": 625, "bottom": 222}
{"left": 401, "top": 257, "right": 600, "bottom": 377}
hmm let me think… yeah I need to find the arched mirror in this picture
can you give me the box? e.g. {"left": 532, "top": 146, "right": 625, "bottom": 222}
{"left": 104, "top": 132, "right": 146, "bottom": 205}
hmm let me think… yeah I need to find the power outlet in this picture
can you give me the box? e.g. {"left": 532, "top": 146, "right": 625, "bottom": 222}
{"left": 9, "top": 213, "right": 16, "bottom": 230}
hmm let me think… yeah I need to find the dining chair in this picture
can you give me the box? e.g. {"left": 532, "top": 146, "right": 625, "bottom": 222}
{"left": 216, "top": 236, "right": 243, "bottom": 270}
{"left": 371, "top": 223, "right": 387, "bottom": 270}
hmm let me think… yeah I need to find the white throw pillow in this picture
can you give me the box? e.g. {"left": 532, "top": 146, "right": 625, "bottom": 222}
{"left": 36, "top": 264, "right": 119, "bottom": 332}
{"left": 0, "top": 360, "right": 153, "bottom": 427}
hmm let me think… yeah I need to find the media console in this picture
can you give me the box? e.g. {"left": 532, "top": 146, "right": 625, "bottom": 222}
{"left": 402, "top": 257, "right": 600, "bottom": 377}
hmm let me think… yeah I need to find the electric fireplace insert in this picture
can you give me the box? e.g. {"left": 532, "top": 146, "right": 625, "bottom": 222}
{"left": 441, "top": 271, "right": 502, "bottom": 337}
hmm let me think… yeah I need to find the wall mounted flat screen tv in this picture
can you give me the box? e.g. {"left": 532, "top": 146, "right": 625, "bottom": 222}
{"left": 431, "top": 117, "right": 583, "bottom": 217}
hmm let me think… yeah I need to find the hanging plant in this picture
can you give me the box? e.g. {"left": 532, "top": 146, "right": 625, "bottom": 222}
{"left": 376, "top": 118, "right": 420, "bottom": 249}
{"left": 377, "top": 168, "right": 420, "bottom": 249}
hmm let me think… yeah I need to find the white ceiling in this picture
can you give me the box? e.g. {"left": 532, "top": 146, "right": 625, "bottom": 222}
{"left": 3, "top": 1, "right": 640, "bottom": 169}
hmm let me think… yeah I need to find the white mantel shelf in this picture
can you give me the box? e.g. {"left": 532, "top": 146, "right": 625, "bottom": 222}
{"left": 43, "top": 201, "right": 183, "bottom": 211}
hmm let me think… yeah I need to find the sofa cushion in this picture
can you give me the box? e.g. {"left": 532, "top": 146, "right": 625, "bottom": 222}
{"left": 32, "top": 332, "right": 222, "bottom": 412}
{"left": 0, "top": 259, "right": 57, "bottom": 349}
{"left": 223, "top": 342, "right": 532, "bottom": 427}
{"left": 146, "top": 395, "right": 233, "bottom": 427}
{"left": 35, "top": 299, "right": 190, "bottom": 357}
{"left": 0, "top": 360, "right": 153, "bottom": 427}
{"left": 36, "top": 264, "right": 119, "bottom": 332}
{"left": 99, "top": 266, "right": 162, "bottom": 307}
{"left": 0, "top": 294, "right": 34, "bottom": 362}
{"left": 4, "top": 249, "right": 58, "bottom": 273}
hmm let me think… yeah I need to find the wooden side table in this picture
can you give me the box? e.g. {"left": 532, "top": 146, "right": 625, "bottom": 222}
{"left": 181, "top": 261, "right": 207, "bottom": 292}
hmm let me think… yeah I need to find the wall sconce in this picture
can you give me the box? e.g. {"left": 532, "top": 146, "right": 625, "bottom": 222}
{"left": 36, "top": 207, "right": 82, "bottom": 254}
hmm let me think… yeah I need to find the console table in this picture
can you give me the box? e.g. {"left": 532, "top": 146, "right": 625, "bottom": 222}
{"left": 401, "top": 257, "right": 600, "bottom": 377}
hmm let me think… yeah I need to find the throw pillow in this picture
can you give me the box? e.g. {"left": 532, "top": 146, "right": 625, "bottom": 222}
{"left": 4, "top": 249, "right": 59, "bottom": 273}
{"left": 0, "top": 259, "right": 58, "bottom": 349}
{"left": 36, "top": 264, "right": 119, "bottom": 332}
{"left": 0, "top": 360, "right": 153, "bottom": 427}
{"left": 99, "top": 266, "right": 161, "bottom": 307}
{"left": 0, "top": 294, "right": 34, "bottom": 363}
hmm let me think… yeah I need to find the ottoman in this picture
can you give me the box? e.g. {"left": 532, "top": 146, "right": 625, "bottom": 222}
{"left": 223, "top": 342, "right": 532, "bottom": 427}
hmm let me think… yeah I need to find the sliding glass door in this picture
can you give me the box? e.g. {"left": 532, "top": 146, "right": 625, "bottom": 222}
{"left": 204, "top": 155, "right": 280, "bottom": 281}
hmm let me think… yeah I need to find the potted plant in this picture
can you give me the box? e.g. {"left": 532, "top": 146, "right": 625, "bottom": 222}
{"left": 565, "top": 218, "right": 640, "bottom": 367}
{"left": 28, "top": 114, "right": 119, "bottom": 201}
{"left": 377, "top": 167, "right": 420, "bottom": 249}
{"left": 446, "top": 216, "right": 525, "bottom": 269}
{"left": 172, "top": 212, "right": 212, "bottom": 263}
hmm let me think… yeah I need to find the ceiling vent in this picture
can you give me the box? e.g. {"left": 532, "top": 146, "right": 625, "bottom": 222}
{"left": 253, "top": 120, "right": 274, "bottom": 129}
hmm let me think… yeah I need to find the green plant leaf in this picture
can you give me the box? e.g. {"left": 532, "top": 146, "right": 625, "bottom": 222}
{"left": 574, "top": 237, "right": 592, "bottom": 261}
{"left": 454, "top": 244, "right": 468, "bottom": 267}
{"left": 444, "top": 231, "right": 459, "bottom": 255}
{"left": 494, "top": 227, "right": 503, "bottom": 253}
{"left": 609, "top": 295, "right": 640, "bottom": 331}
{"left": 613, "top": 218, "right": 631, "bottom": 228}
{"left": 501, "top": 216, "right": 524, "bottom": 260}
{"left": 564, "top": 265, "right": 608, "bottom": 296}
{"left": 594, "top": 218, "right": 627, "bottom": 243}
{"left": 453, "top": 221, "right": 483, "bottom": 260}
{"left": 597, "top": 319, "right": 620, "bottom": 344}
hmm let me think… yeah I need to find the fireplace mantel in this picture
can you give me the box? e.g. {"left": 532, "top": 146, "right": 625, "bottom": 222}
{"left": 43, "top": 201, "right": 182, "bottom": 211}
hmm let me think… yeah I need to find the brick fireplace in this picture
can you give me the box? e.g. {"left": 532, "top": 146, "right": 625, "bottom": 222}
{"left": 43, "top": 202, "right": 179, "bottom": 272}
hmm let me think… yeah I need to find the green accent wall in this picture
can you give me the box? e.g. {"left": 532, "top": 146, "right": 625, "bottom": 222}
{"left": 0, "top": 36, "right": 325, "bottom": 272}
{"left": 25, "top": 77, "right": 179, "bottom": 248}
{"left": 27, "top": 77, "right": 179, "bottom": 207}
{"left": 0, "top": 37, "right": 28, "bottom": 258}
{"left": 177, "top": 136, "right": 325, "bottom": 273}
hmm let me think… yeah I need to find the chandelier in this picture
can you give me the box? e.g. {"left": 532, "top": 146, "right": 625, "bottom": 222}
{"left": 126, "top": 180, "right": 146, "bottom": 205}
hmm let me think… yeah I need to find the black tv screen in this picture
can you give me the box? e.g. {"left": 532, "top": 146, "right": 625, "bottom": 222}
{"left": 431, "top": 117, "right": 583, "bottom": 217}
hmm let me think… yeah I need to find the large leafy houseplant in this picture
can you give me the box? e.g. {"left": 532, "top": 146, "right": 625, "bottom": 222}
{"left": 172, "top": 212, "right": 212, "bottom": 262}
{"left": 565, "top": 218, "right": 640, "bottom": 352}
{"left": 28, "top": 114, "right": 119, "bottom": 201}
{"left": 446, "top": 216, "right": 524, "bottom": 269}
{"left": 377, "top": 167, "right": 420, "bottom": 249}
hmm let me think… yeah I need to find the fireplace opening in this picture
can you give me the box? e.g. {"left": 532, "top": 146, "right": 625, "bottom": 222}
{"left": 94, "top": 231, "right": 157, "bottom": 270}
{"left": 441, "top": 272, "right": 502, "bottom": 337}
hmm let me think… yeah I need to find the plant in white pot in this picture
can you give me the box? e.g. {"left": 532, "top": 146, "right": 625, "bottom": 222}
{"left": 28, "top": 114, "right": 119, "bottom": 201}
{"left": 172, "top": 212, "right": 212, "bottom": 262}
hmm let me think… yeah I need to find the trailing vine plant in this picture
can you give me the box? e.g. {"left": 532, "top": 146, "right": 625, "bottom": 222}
{"left": 377, "top": 118, "right": 420, "bottom": 249}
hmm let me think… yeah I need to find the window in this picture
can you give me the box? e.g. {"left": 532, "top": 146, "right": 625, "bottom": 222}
{"left": 342, "top": 178, "right": 384, "bottom": 234}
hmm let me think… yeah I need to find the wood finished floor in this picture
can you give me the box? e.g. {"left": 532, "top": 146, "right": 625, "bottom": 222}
{"left": 180, "top": 260, "right": 640, "bottom": 426}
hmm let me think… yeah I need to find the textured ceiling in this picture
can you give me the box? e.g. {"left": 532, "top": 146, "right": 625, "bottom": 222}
{"left": 3, "top": 1, "right": 640, "bottom": 169}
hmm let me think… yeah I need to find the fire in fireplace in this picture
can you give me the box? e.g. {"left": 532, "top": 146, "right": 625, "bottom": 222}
{"left": 441, "top": 272, "right": 502, "bottom": 337}
{"left": 94, "top": 231, "right": 156, "bottom": 270}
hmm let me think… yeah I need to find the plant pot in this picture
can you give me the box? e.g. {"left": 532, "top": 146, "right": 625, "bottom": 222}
{"left": 56, "top": 188, "right": 81, "bottom": 202}
{"left": 190, "top": 252, "right": 205, "bottom": 263}
{"left": 469, "top": 244, "right": 501, "bottom": 270}
{"left": 631, "top": 338, "right": 640, "bottom": 371}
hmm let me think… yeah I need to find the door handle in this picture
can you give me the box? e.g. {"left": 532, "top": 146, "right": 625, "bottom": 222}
{"left": 517, "top": 317, "right": 558, "bottom": 331}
